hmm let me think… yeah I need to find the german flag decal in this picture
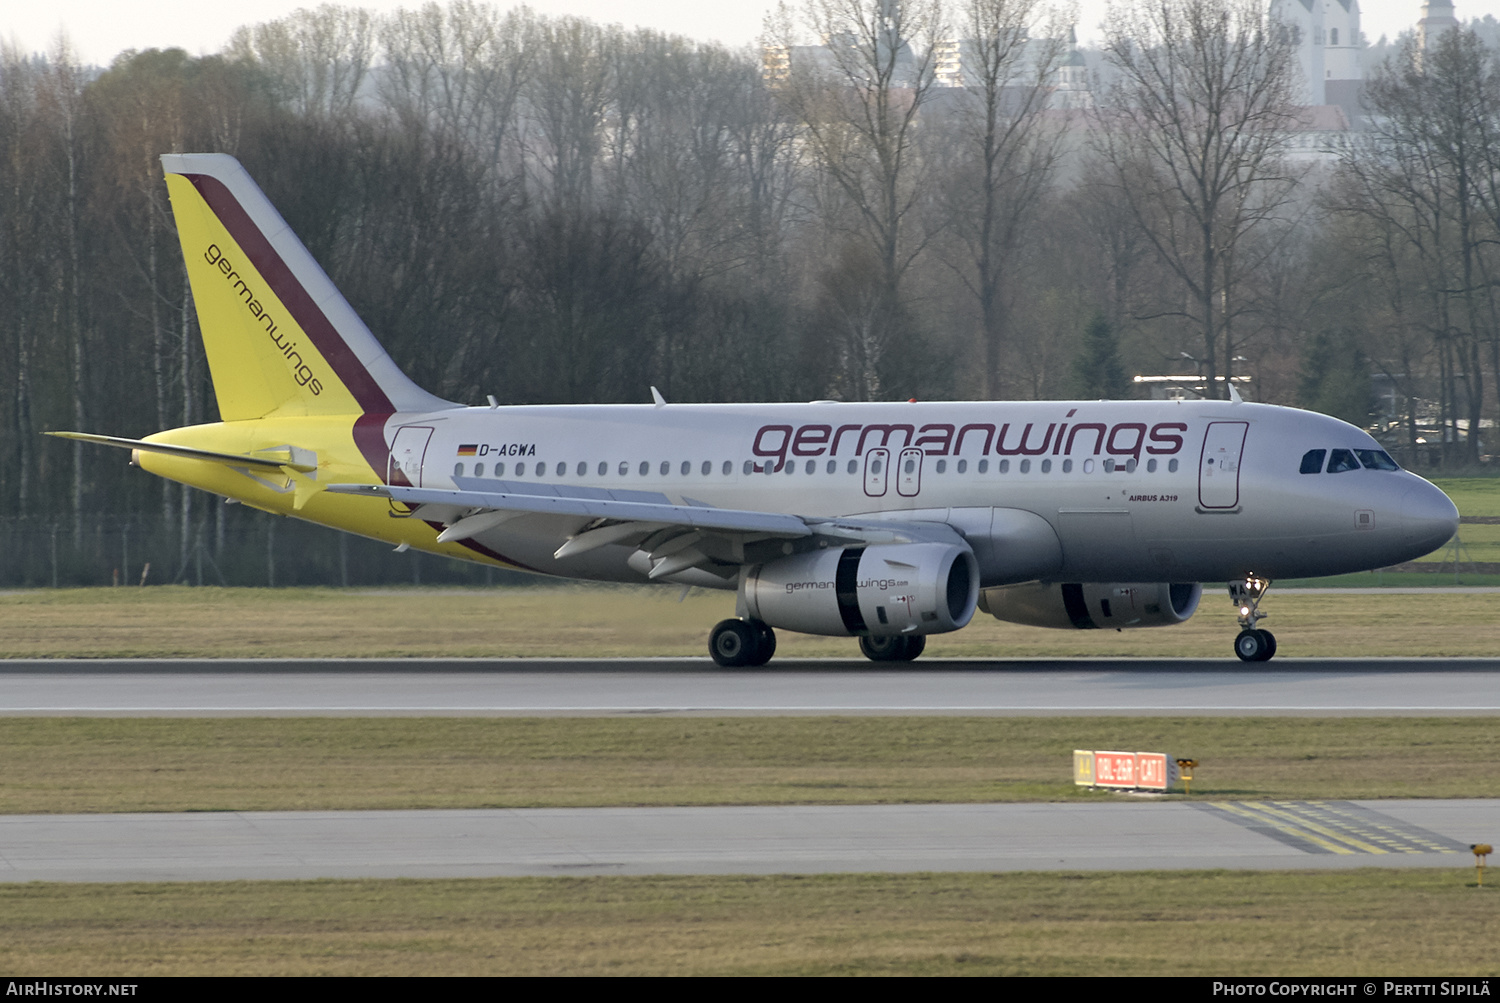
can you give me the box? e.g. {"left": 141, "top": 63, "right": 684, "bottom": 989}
{"left": 457, "top": 444, "right": 478, "bottom": 456}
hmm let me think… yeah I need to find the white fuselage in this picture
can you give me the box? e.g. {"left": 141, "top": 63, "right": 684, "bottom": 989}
{"left": 370, "top": 398, "right": 1457, "bottom": 587}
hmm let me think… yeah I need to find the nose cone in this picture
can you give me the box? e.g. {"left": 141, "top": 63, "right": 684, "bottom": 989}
{"left": 1401, "top": 479, "right": 1460, "bottom": 558}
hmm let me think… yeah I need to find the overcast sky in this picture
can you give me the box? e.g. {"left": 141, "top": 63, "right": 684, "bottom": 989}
{"left": 2, "top": 0, "right": 1481, "bottom": 69}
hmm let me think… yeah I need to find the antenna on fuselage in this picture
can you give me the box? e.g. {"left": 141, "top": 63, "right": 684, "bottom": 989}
{"left": 651, "top": 386, "right": 667, "bottom": 408}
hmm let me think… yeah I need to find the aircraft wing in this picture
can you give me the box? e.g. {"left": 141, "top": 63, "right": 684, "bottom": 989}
{"left": 324, "top": 482, "right": 962, "bottom": 580}
{"left": 327, "top": 482, "right": 814, "bottom": 538}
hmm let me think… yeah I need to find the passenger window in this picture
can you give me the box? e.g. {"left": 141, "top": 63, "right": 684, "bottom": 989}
{"left": 1019, "top": 459, "right": 1030, "bottom": 473}
{"left": 681, "top": 461, "right": 691, "bottom": 475}
{"left": 722, "top": 460, "right": 731, "bottom": 475}
{"left": 1300, "top": 449, "right": 1326, "bottom": 474}
{"left": 827, "top": 460, "right": 837, "bottom": 474}
{"left": 999, "top": 459, "right": 1010, "bottom": 473}
{"left": 744, "top": 460, "right": 754, "bottom": 475}
{"left": 1147, "top": 459, "right": 1157, "bottom": 473}
{"left": 557, "top": 462, "right": 566, "bottom": 476}
{"left": 847, "top": 459, "right": 858, "bottom": 474}
{"left": 496, "top": 462, "right": 506, "bottom": 476}
{"left": 805, "top": 460, "right": 815, "bottom": 474}
{"left": 515, "top": 463, "right": 525, "bottom": 477}
{"left": 577, "top": 462, "right": 587, "bottom": 476}
{"left": 640, "top": 461, "right": 651, "bottom": 476}
{"left": 701, "top": 461, "right": 711, "bottom": 475}
{"left": 1327, "top": 449, "right": 1360, "bottom": 473}
{"left": 1356, "top": 449, "right": 1400, "bottom": 471}
{"left": 1041, "top": 459, "right": 1052, "bottom": 473}
{"left": 1062, "top": 459, "right": 1073, "bottom": 473}
{"left": 935, "top": 459, "right": 947, "bottom": 473}
{"left": 454, "top": 463, "right": 463, "bottom": 476}
{"left": 957, "top": 459, "right": 967, "bottom": 474}
{"left": 1168, "top": 459, "right": 1179, "bottom": 473}
{"left": 619, "top": 461, "right": 629, "bottom": 475}
{"left": 475, "top": 463, "right": 484, "bottom": 477}
{"left": 871, "top": 459, "right": 883, "bottom": 474}
{"left": 660, "top": 461, "right": 670, "bottom": 476}
{"left": 978, "top": 459, "right": 989, "bottom": 473}
{"left": 597, "top": 462, "right": 607, "bottom": 476}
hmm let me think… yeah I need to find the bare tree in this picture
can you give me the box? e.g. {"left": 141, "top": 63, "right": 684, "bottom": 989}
{"left": 1092, "top": 0, "right": 1301, "bottom": 398}
{"left": 227, "top": 3, "right": 374, "bottom": 122}
{"left": 377, "top": 1, "right": 534, "bottom": 174}
{"left": 769, "top": 0, "right": 944, "bottom": 399}
{"left": 935, "top": 0, "right": 1070, "bottom": 399}
{"left": 1337, "top": 29, "right": 1500, "bottom": 463}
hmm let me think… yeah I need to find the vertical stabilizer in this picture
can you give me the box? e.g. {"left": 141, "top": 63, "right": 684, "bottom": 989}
{"left": 161, "top": 153, "right": 456, "bottom": 421}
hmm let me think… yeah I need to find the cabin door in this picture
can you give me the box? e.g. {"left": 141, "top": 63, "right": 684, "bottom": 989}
{"left": 1198, "top": 421, "right": 1248, "bottom": 510}
{"left": 388, "top": 425, "right": 434, "bottom": 487}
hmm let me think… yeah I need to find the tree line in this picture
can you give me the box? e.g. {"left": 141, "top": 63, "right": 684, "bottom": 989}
{"left": 1, "top": 0, "right": 1498, "bottom": 586}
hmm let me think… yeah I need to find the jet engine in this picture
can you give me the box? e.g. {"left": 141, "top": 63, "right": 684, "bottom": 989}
{"left": 979, "top": 581, "right": 1201, "bottom": 630}
{"left": 741, "top": 542, "right": 979, "bottom": 637}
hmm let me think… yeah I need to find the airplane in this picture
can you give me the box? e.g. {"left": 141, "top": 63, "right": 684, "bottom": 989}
{"left": 51, "top": 153, "right": 1460, "bottom": 665}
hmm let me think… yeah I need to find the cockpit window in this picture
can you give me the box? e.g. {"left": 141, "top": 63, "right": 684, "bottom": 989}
{"left": 1299, "top": 449, "right": 1326, "bottom": 474}
{"left": 1326, "top": 448, "right": 1360, "bottom": 473}
{"left": 1356, "top": 449, "right": 1400, "bottom": 471}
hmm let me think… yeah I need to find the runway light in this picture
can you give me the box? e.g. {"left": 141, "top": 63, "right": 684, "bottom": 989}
{"left": 1472, "top": 843, "right": 1492, "bottom": 887}
{"left": 1175, "top": 758, "right": 1198, "bottom": 795}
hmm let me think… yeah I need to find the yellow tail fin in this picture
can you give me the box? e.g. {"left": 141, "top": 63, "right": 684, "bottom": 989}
{"left": 162, "top": 153, "right": 454, "bottom": 421}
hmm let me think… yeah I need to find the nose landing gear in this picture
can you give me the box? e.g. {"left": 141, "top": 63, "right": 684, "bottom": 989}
{"left": 1230, "top": 576, "right": 1276, "bottom": 661}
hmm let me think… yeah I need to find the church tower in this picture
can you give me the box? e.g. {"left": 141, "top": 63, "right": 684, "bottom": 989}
{"left": 1271, "top": 0, "right": 1363, "bottom": 124}
{"left": 1419, "top": 0, "right": 1460, "bottom": 52}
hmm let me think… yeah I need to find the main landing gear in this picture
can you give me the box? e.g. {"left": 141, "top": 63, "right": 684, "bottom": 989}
{"left": 706, "top": 619, "right": 929, "bottom": 666}
{"left": 1230, "top": 575, "right": 1277, "bottom": 662}
{"left": 709, "top": 618, "right": 776, "bottom": 667}
{"left": 858, "top": 634, "right": 926, "bottom": 662}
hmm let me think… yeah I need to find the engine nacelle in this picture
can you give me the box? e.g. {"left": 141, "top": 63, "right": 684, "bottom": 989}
{"left": 742, "top": 543, "right": 979, "bottom": 637}
{"left": 979, "top": 581, "right": 1201, "bottom": 630}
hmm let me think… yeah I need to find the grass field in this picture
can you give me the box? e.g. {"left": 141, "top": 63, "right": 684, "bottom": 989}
{"left": 4, "top": 716, "right": 1499, "bottom": 813}
{"left": 4, "top": 584, "right": 1500, "bottom": 658}
{"left": 0, "top": 870, "right": 1493, "bottom": 976}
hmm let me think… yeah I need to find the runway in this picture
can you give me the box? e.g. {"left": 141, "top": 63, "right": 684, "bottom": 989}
{"left": 2, "top": 658, "right": 1500, "bottom": 715}
{"left": 1, "top": 799, "right": 1491, "bottom": 882}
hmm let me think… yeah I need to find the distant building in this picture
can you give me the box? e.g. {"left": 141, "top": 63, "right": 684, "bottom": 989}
{"left": 1271, "top": 0, "right": 1364, "bottom": 126}
{"left": 1418, "top": 0, "right": 1461, "bottom": 52}
{"left": 769, "top": 24, "right": 1091, "bottom": 108}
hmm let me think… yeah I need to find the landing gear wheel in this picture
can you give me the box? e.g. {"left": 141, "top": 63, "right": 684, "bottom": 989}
{"left": 709, "top": 619, "right": 759, "bottom": 667}
{"left": 1229, "top": 576, "right": 1276, "bottom": 662}
{"left": 749, "top": 621, "right": 776, "bottom": 667}
{"left": 1234, "top": 629, "right": 1273, "bottom": 662}
{"left": 859, "top": 635, "right": 926, "bottom": 662}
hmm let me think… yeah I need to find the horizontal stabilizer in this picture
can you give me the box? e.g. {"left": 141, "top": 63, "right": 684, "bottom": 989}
{"left": 47, "top": 432, "right": 317, "bottom": 473}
